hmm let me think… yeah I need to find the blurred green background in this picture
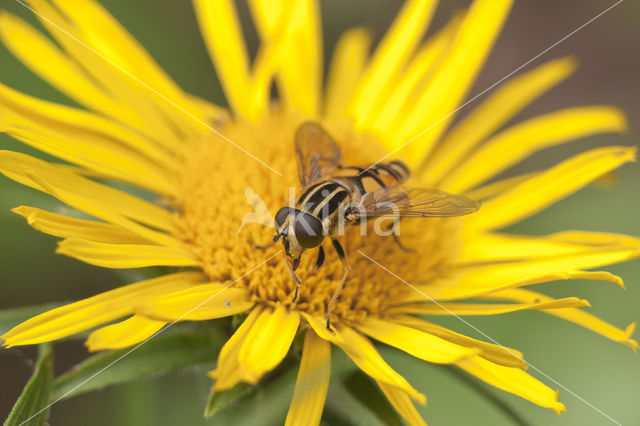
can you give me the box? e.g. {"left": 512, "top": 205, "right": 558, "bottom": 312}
{"left": 1, "top": 0, "right": 639, "bottom": 425}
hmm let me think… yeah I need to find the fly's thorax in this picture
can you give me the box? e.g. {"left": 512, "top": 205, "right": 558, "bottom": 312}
{"left": 295, "top": 179, "right": 352, "bottom": 237}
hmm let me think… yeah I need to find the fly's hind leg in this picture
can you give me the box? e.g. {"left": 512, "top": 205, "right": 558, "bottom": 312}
{"left": 326, "top": 239, "right": 350, "bottom": 331}
{"left": 387, "top": 219, "right": 416, "bottom": 253}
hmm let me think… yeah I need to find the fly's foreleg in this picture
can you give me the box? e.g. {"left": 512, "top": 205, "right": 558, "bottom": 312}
{"left": 313, "top": 245, "right": 325, "bottom": 272}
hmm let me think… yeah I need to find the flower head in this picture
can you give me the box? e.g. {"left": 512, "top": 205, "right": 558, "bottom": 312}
{"left": 1, "top": 0, "right": 638, "bottom": 424}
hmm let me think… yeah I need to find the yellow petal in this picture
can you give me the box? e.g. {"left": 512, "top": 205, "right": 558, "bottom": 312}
{"left": 377, "top": 381, "right": 427, "bottom": 426}
{"left": 194, "top": 0, "right": 267, "bottom": 120}
{"left": 486, "top": 288, "right": 638, "bottom": 349}
{"left": 56, "top": 239, "right": 199, "bottom": 269}
{"left": 424, "top": 248, "right": 638, "bottom": 301}
{"left": 249, "top": 0, "right": 321, "bottom": 116}
{"left": 441, "top": 107, "right": 628, "bottom": 192}
{"left": 47, "top": 0, "right": 211, "bottom": 135}
{"left": 210, "top": 307, "right": 263, "bottom": 390}
{"left": 324, "top": 28, "right": 371, "bottom": 121}
{"left": 24, "top": 0, "right": 189, "bottom": 144}
{"left": 1, "top": 272, "right": 203, "bottom": 346}
{"left": 303, "top": 313, "right": 425, "bottom": 404}
{"left": 285, "top": 331, "right": 331, "bottom": 426}
{"left": 390, "top": 315, "right": 524, "bottom": 368}
{"left": 137, "top": 284, "right": 253, "bottom": 322}
{"left": 238, "top": 306, "right": 300, "bottom": 380}
{"left": 12, "top": 205, "right": 150, "bottom": 244}
{"left": 394, "top": 0, "right": 513, "bottom": 163}
{"left": 356, "top": 317, "right": 478, "bottom": 364}
{"left": 461, "top": 232, "right": 586, "bottom": 261}
{"left": 0, "top": 82, "right": 174, "bottom": 168}
{"left": 0, "top": 151, "right": 177, "bottom": 235}
{"left": 547, "top": 230, "right": 640, "bottom": 249}
{"left": 370, "top": 13, "right": 463, "bottom": 139}
{"left": 420, "top": 57, "right": 577, "bottom": 181}
{"left": 1, "top": 114, "right": 175, "bottom": 196}
{"left": 457, "top": 356, "right": 565, "bottom": 414}
{"left": 85, "top": 315, "right": 165, "bottom": 352}
{"left": 393, "top": 298, "right": 589, "bottom": 317}
{"left": 349, "top": 0, "right": 438, "bottom": 127}
{"left": 0, "top": 12, "right": 127, "bottom": 124}
{"left": 463, "top": 172, "right": 538, "bottom": 201}
{"left": 466, "top": 146, "right": 637, "bottom": 230}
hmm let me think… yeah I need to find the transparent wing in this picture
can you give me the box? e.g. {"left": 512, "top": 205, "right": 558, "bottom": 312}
{"left": 353, "top": 186, "right": 480, "bottom": 218}
{"left": 295, "top": 121, "right": 343, "bottom": 187}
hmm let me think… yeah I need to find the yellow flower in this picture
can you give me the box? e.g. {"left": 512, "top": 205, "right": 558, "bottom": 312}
{"left": 0, "top": 0, "right": 637, "bottom": 424}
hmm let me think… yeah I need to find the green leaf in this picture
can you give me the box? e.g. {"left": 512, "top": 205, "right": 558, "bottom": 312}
{"left": 5, "top": 343, "right": 53, "bottom": 426}
{"left": 204, "top": 382, "right": 251, "bottom": 418}
{"left": 324, "top": 378, "right": 388, "bottom": 426}
{"left": 341, "top": 370, "right": 404, "bottom": 426}
{"left": 203, "top": 357, "right": 299, "bottom": 424}
{"left": 51, "top": 325, "right": 224, "bottom": 401}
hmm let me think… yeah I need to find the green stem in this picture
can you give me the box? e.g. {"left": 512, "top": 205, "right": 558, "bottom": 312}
{"left": 441, "top": 365, "right": 532, "bottom": 426}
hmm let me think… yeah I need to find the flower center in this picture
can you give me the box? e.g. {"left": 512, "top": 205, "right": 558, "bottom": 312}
{"left": 175, "top": 112, "right": 462, "bottom": 324}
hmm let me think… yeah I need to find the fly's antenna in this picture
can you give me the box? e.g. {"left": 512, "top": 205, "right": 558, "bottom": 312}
{"left": 254, "top": 231, "right": 283, "bottom": 250}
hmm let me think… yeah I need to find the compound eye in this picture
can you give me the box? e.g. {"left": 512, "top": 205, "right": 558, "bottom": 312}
{"left": 275, "top": 207, "right": 292, "bottom": 230}
{"left": 294, "top": 212, "right": 324, "bottom": 249}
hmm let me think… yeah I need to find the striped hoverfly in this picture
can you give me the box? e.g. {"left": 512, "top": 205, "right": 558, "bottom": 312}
{"left": 260, "top": 122, "right": 480, "bottom": 329}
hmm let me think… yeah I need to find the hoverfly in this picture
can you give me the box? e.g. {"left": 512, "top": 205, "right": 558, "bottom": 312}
{"left": 260, "top": 122, "right": 480, "bottom": 329}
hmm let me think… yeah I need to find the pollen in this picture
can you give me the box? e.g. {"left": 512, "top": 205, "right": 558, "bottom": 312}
{"left": 175, "top": 112, "right": 463, "bottom": 325}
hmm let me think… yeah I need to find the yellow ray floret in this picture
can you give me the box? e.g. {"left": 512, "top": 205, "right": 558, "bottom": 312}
{"left": 465, "top": 146, "right": 637, "bottom": 230}
{"left": 368, "top": 13, "right": 463, "bottom": 140}
{"left": 457, "top": 356, "right": 566, "bottom": 414}
{"left": 441, "top": 106, "right": 627, "bottom": 192}
{"left": 349, "top": 0, "right": 437, "bottom": 128}
{"left": 238, "top": 306, "right": 300, "bottom": 377}
{"left": 377, "top": 380, "right": 427, "bottom": 426}
{"left": 393, "top": 298, "right": 589, "bottom": 318}
{"left": 12, "top": 206, "right": 151, "bottom": 245}
{"left": 391, "top": 315, "right": 525, "bottom": 368}
{"left": 420, "top": 56, "right": 577, "bottom": 181}
{"left": 85, "top": 315, "right": 166, "bottom": 352}
{"left": 324, "top": 28, "right": 371, "bottom": 121}
{"left": 56, "top": 239, "right": 199, "bottom": 269}
{"left": 304, "top": 313, "right": 426, "bottom": 405}
{"left": 485, "top": 289, "right": 638, "bottom": 349}
{"left": 249, "top": 0, "right": 322, "bottom": 116}
{"left": 1, "top": 272, "right": 203, "bottom": 347}
{"left": 394, "top": 0, "right": 513, "bottom": 162}
{"left": 356, "top": 317, "right": 479, "bottom": 365}
{"left": 285, "top": 331, "right": 331, "bottom": 426}
{"left": 137, "top": 284, "right": 253, "bottom": 322}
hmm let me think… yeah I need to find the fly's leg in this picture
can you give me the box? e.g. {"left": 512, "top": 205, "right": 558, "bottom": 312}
{"left": 288, "top": 257, "right": 302, "bottom": 303}
{"left": 254, "top": 241, "right": 276, "bottom": 250}
{"left": 326, "top": 239, "right": 350, "bottom": 331}
{"left": 387, "top": 219, "right": 416, "bottom": 253}
{"left": 293, "top": 246, "right": 324, "bottom": 303}
{"left": 313, "top": 245, "right": 325, "bottom": 272}
{"left": 254, "top": 232, "right": 283, "bottom": 250}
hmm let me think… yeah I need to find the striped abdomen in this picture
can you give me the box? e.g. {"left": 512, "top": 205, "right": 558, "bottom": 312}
{"left": 295, "top": 160, "right": 410, "bottom": 235}
{"left": 339, "top": 160, "right": 410, "bottom": 195}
